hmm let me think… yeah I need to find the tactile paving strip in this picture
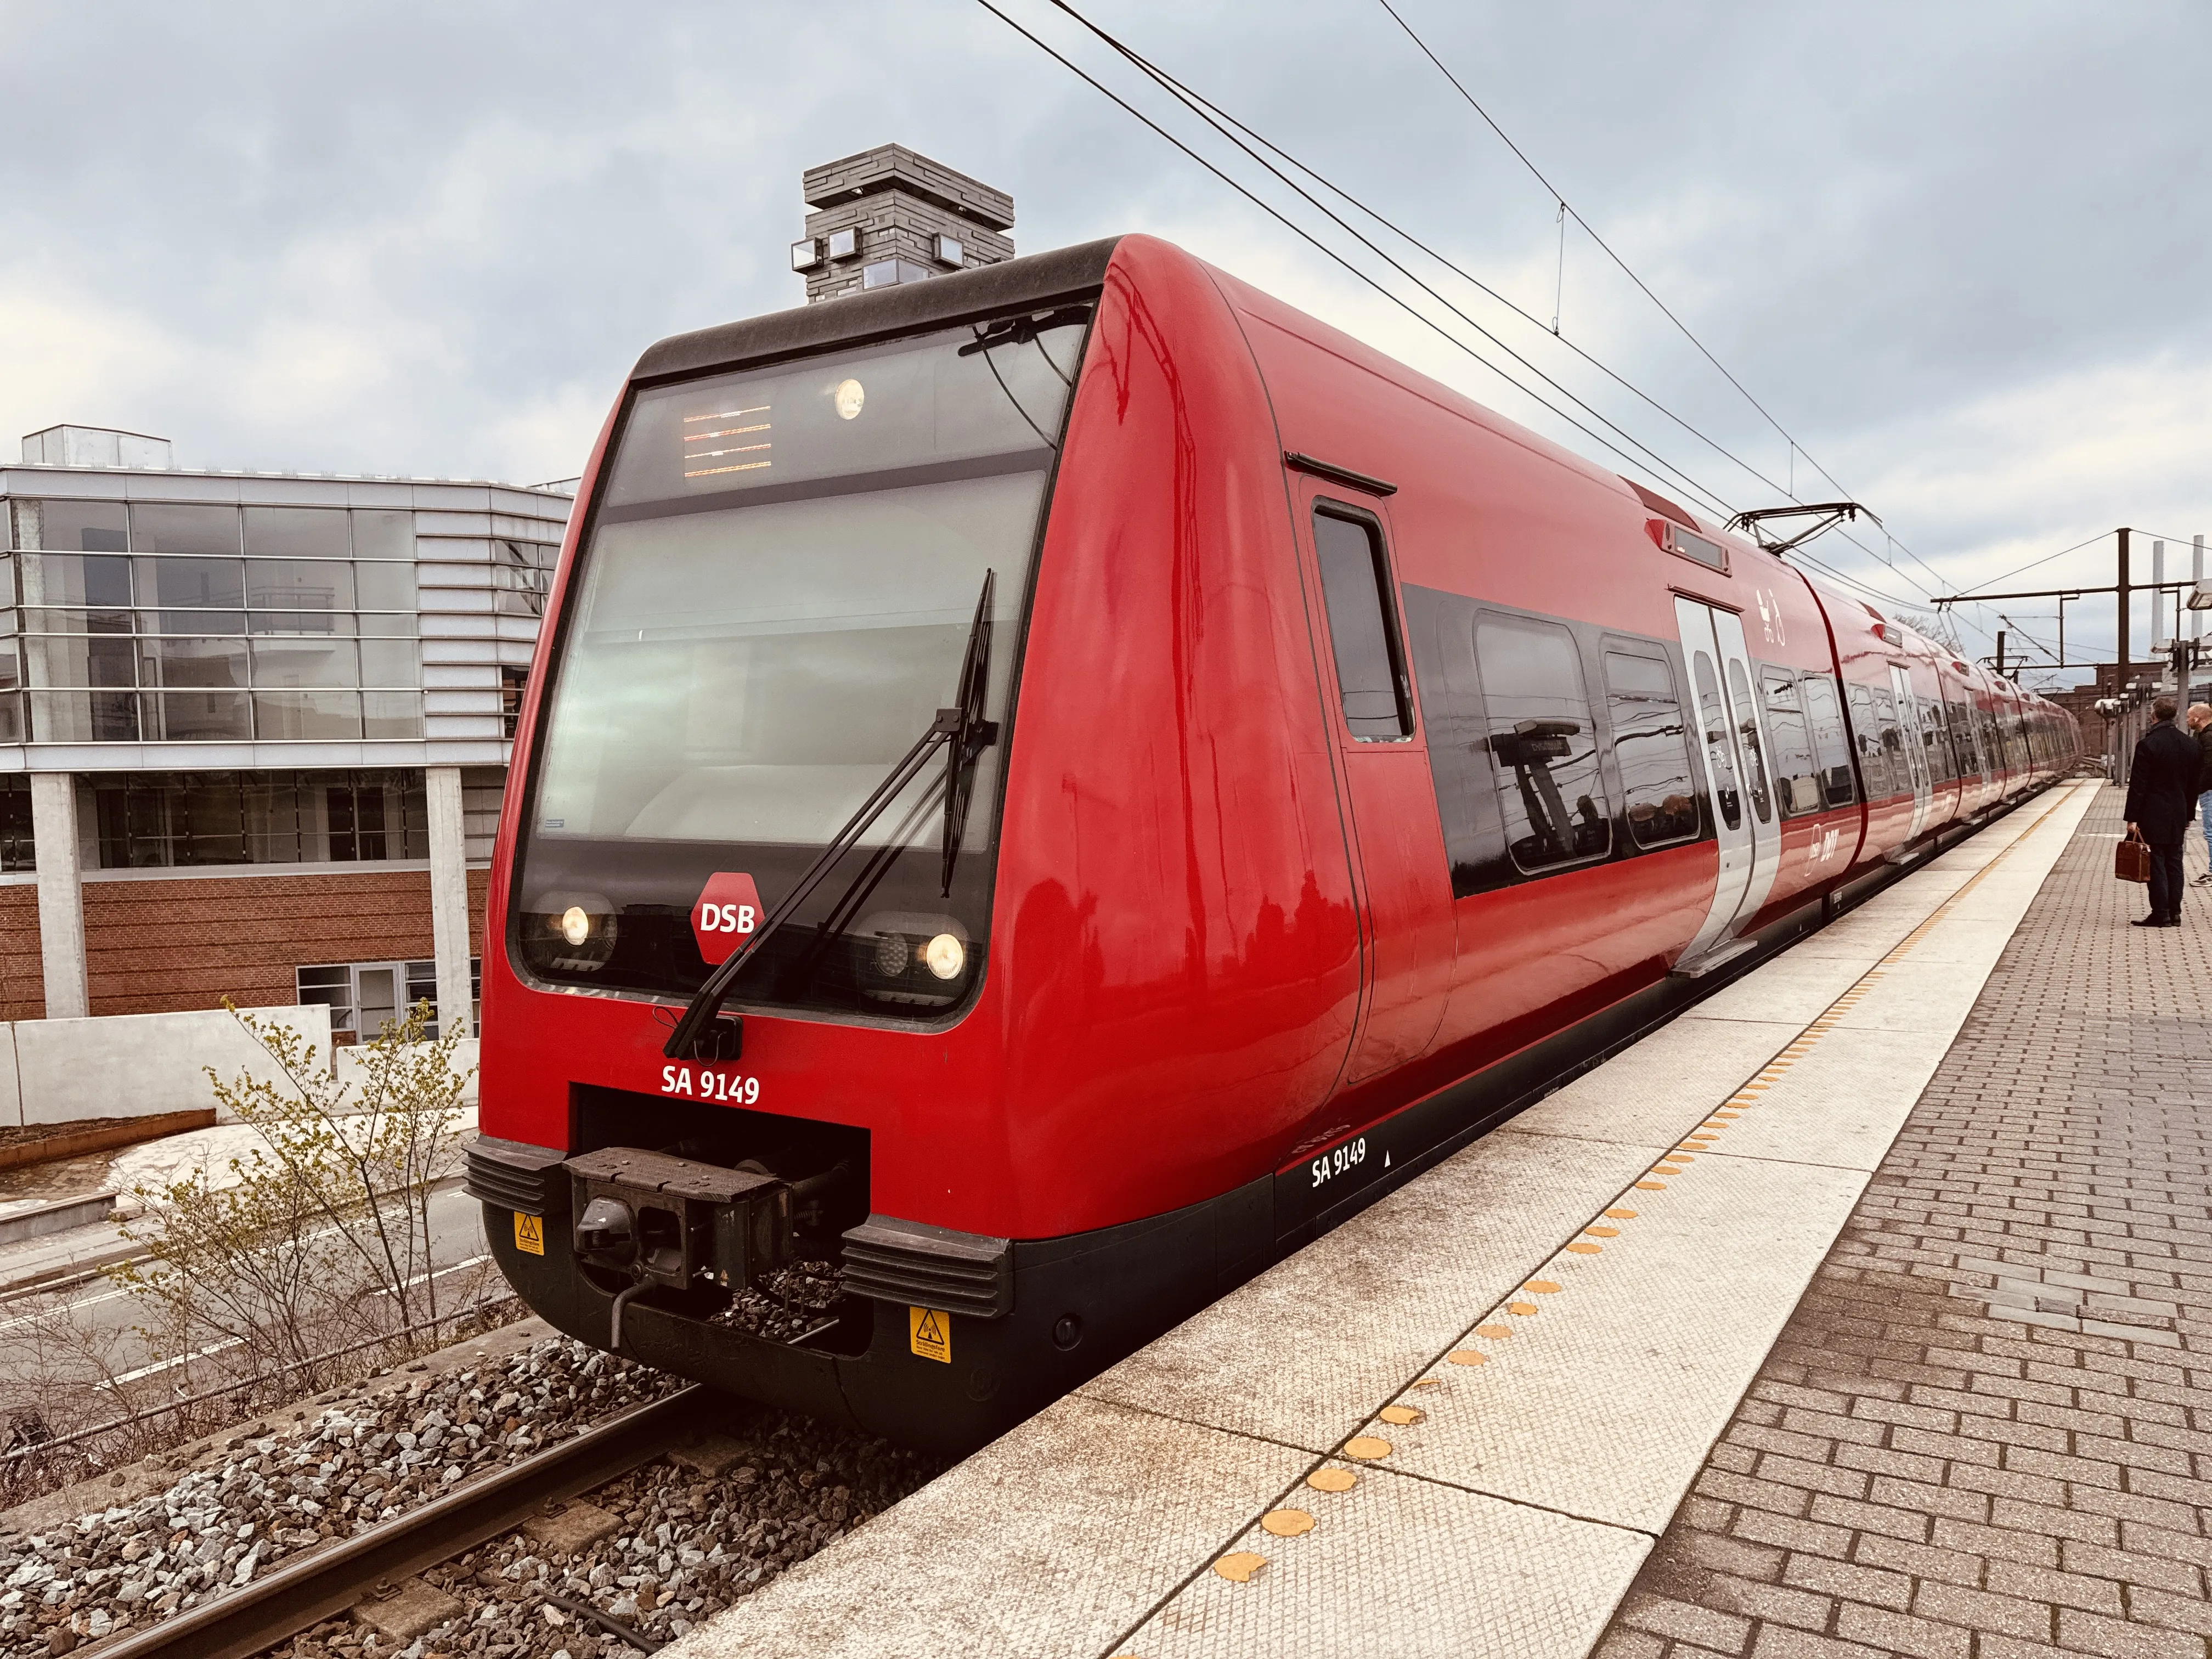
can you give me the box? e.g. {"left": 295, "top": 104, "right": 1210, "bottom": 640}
{"left": 1080, "top": 1127, "right": 1662, "bottom": 1452}
{"left": 1115, "top": 1462, "right": 1648, "bottom": 1659}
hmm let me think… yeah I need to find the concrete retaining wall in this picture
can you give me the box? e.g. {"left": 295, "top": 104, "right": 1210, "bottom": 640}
{"left": 0, "top": 1007, "right": 481, "bottom": 1126}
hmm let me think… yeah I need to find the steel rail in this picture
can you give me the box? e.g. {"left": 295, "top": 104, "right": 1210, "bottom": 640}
{"left": 89, "top": 1384, "right": 709, "bottom": 1659}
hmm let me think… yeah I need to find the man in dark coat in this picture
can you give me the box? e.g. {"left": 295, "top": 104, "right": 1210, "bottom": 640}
{"left": 2124, "top": 696, "right": 2203, "bottom": 926}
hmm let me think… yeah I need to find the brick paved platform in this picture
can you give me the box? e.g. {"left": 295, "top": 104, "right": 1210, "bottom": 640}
{"left": 1600, "top": 785, "right": 2212, "bottom": 1659}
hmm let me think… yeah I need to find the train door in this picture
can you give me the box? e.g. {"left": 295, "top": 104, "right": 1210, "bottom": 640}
{"left": 1302, "top": 494, "right": 1454, "bottom": 1083}
{"left": 1673, "top": 598, "right": 1780, "bottom": 967}
{"left": 1887, "top": 664, "right": 1933, "bottom": 838}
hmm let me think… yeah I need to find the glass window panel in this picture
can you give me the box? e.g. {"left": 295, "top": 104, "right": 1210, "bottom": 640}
{"left": 1312, "top": 510, "right": 1412, "bottom": 741}
{"left": 251, "top": 638, "right": 358, "bottom": 688}
{"left": 138, "top": 555, "right": 245, "bottom": 610}
{"left": 144, "top": 636, "right": 247, "bottom": 690}
{"left": 246, "top": 776, "right": 306, "bottom": 861}
{"left": 0, "top": 642, "right": 19, "bottom": 691}
{"left": 1847, "top": 682, "right": 1893, "bottom": 797}
{"left": 130, "top": 503, "right": 240, "bottom": 555}
{"left": 1872, "top": 688, "right": 1904, "bottom": 786}
{"left": 349, "top": 510, "right": 414, "bottom": 560}
{"left": 358, "top": 639, "right": 417, "bottom": 685}
{"left": 1691, "top": 650, "right": 1741, "bottom": 831}
{"left": 0, "top": 694, "right": 21, "bottom": 744}
{"left": 24, "top": 609, "right": 133, "bottom": 636}
{"left": 1726, "top": 659, "right": 1773, "bottom": 824}
{"left": 1759, "top": 669, "right": 1819, "bottom": 817}
{"left": 352, "top": 559, "right": 416, "bottom": 612}
{"left": 150, "top": 690, "right": 252, "bottom": 742}
{"left": 247, "top": 557, "right": 354, "bottom": 618}
{"left": 243, "top": 506, "right": 349, "bottom": 559}
{"left": 0, "top": 557, "right": 13, "bottom": 607}
{"left": 362, "top": 691, "right": 423, "bottom": 738}
{"left": 14, "top": 500, "right": 128, "bottom": 552}
{"left": 254, "top": 689, "right": 362, "bottom": 740}
{"left": 20, "top": 552, "right": 131, "bottom": 609}
{"left": 30, "top": 690, "right": 138, "bottom": 742}
{"left": 1799, "top": 673, "right": 1857, "bottom": 806}
{"left": 24, "top": 634, "right": 136, "bottom": 688}
{"left": 1602, "top": 649, "right": 1697, "bottom": 847}
{"left": 358, "top": 610, "right": 418, "bottom": 639}
{"left": 1476, "top": 613, "right": 1610, "bottom": 870}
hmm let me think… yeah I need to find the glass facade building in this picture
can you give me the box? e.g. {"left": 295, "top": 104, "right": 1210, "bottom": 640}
{"left": 0, "top": 426, "right": 572, "bottom": 1030}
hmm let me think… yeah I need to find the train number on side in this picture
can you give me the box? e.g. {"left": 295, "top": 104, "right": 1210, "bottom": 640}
{"left": 660, "top": 1065, "right": 760, "bottom": 1105}
{"left": 1310, "top": 1136, "right": 1367, "bottom": 1189}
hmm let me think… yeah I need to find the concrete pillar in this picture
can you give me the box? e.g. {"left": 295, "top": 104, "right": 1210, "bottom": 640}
{"left": 29, "top": 772, "right": 87, "bottom": 1021}
{"left": 425, "top": 766, "right": 473, "bottom": 1040}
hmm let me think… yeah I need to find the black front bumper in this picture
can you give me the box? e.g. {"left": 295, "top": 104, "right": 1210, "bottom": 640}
{"left": 471, "top": 1133, "right": 1273, "bottom": 1456}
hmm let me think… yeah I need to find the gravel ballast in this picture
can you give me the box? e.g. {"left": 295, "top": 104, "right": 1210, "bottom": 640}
{"left": 0, "top": 1333, "right": 681, "bottom": 1656}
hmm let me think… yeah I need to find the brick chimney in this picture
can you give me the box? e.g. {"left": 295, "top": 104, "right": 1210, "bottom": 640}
{"left": 791, "top": 144, "right": 1014, "bottom": 303}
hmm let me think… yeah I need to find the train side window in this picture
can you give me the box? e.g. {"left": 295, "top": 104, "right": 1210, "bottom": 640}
{"left": 1920, "top": 696, "right": 1955, "bottom": 783}
{"left": 1691, "top": 650, "right": 1741, "bottom": 831}
{"left": 1602, "top": 648, "right": 1698, "bottom": 847}
{"left": 1800, "top": 673, "right": 1856, "bottom": 806}
{"left": 1872, "top": 687, "right": 1906, "bottom": 786}
{"left": 1847, "top": 682, "right": 1892, "bottom": 797}
{"left": 1474, "top": 613, "right": 1611, "bottom": 871}
{"left": 1759, "top": 668, "right": 1820, "bottom": 817}
{"left": 1311, "top": 506, "right": 1413, "bottom": 742}
{"left": 1726, "top": 659, "right": 1773, "bottom": 823}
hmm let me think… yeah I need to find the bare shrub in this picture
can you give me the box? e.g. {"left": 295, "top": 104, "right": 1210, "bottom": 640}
{"left": 107, "top": 1000, "right": 475, "bottom": 1391}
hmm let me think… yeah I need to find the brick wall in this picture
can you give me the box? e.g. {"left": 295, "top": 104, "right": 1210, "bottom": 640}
{"left": 0, "top": 886, "right": 40, "bottom": 1023}
{"left": 71, "top": 867, "right": 490, "bottom": 1018}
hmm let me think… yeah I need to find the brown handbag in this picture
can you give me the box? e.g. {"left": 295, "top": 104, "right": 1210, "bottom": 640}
{"left": 2115, "top": 832, "right": 2152, "bottom": 884}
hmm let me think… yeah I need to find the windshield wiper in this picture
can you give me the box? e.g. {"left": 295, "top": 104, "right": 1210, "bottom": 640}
{"left": 662, "top": 571, "right": 1000, "bottom": 1061}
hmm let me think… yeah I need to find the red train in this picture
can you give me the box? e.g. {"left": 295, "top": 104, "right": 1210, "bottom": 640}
{"left": 470, "top": 235, "right": 2076, "bottom": 1452}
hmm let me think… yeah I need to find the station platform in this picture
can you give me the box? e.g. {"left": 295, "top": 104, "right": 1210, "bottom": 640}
{"left": 663, "top": 779, "right": 2209, "bottom": 1659}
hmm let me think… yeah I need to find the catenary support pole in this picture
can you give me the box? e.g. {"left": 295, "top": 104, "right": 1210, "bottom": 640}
{"left": 2117, "top": 527, "right": 2131, "bottom": 703}
{"left": 425, "top": 767, "right": 474, "bottom": 1040}
{"left": 29, "top": 774, "right": 87, "bottom": 1021}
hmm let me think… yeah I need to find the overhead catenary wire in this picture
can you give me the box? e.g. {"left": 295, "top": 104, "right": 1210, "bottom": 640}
{"left": 1035, "top": 0, "right": 1805, "bottom": 512}
{"left": 995, "top": 0, "right": 2034, "bottom": 663}
{"left": 1375, "top": 0, "right": 1973, "bottom": 609}
{"left": 975, "top": 0, "right": 1743, "bottom": 522}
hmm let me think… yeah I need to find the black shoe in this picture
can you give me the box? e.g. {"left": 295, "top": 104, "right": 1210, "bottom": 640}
{"left": 2134, "top": 916, "right": 2165, "bottom": 927}
{"left": 2161, "top": 916, "right": 2184, "bottom": 927}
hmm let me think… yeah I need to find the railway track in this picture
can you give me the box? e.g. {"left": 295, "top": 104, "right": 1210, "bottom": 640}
{"left": 91, "top": 1385, "right": 713, "bottom": 1659}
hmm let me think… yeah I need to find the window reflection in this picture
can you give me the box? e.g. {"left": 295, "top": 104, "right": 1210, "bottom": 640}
{"left": 1603, "top": 649, "right": 1697, "bottom": 847}
{"left": 1476, "top": 613, "right": 1610, "bottom": 871}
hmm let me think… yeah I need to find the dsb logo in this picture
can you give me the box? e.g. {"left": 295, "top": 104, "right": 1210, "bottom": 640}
{"left": 692, "top": 873, "right": 764, "bottom": 965}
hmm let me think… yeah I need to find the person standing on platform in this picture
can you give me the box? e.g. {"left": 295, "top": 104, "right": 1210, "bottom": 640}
{"left": 2124, "top": 696, "right": 2202, "bottom": 927}
{"left": 2190, "top": 704, "right": 2212, "bottom": 887}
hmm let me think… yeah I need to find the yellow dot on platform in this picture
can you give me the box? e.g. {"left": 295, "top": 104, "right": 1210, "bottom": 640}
{"left": 1636, "top": 1180, "right": 1667, "bottom": 1190}
{"left": 1308, "top": 1467, "right": 1357, "bottom": 1493}
{"left": 1262, "top": 1509, "right": 1314, "bottom": 1538}
{"left": 1412, "top": 1377, "right": 1441, "bottom": 1389}
{"left": 1379, "top": 1404, "right": 1425, "bottom": 1426}
{"left": 1605, "top": 1207, "right": 1638, "bottom": 1220}
{"left": 1584, "top": 1226, "right": 1619, "bottom": 1238}
{"left": 1527, "top": 1280, "right": 1562, "bottom": 1294}
{"left": 1508, "top": 1301, "right": 1539, "bottom": 1316}
{"left": 1566, "top": 1241, "right": 1602, "bottom": 1255}
{"left": 1214, "top": 1551, "right": 1267, "bottom": 1582}
{"left": 1447, "top": 1350, "right": 1487, "bottom": 1365}
{"left": 1476, "top": 1324, "right": 1513, "bottom": 1339}
{"left": 1345, "top": 1436, "right": 1392, "bottom": 1460}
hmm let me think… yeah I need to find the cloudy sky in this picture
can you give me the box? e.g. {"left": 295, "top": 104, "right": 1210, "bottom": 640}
{"left": 4, "top": 1, "right": 2205, "bottom": 679}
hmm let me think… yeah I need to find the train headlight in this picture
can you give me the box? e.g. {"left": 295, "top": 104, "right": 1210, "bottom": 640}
{"left": 522, "top": 892, "right": 618, "bottom": 974}
{"left": 834, "top": 378, "right": 865, "bottom": 421}
{"left": 923, "top": 933, "right": 966, "bottom": 980}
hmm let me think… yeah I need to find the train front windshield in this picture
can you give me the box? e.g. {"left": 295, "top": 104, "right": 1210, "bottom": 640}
{"left": 514, "top": 308, "right": 1088, "bottom": 1019}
